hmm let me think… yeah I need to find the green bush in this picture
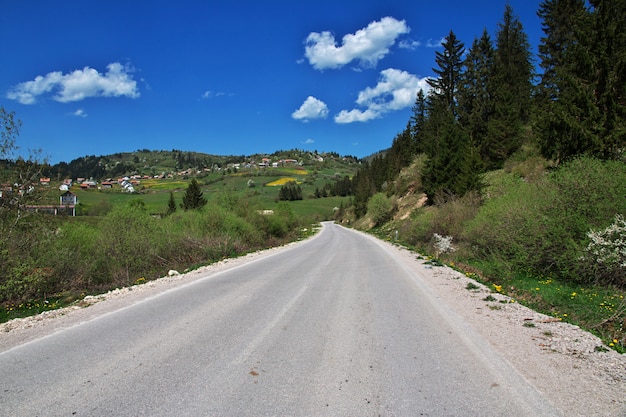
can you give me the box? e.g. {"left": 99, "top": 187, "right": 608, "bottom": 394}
{"left": 464, "top": 156, "right": 626, "bottom": 286}
{"left": 368, "top": 193, "right": 393, "bottom": 226}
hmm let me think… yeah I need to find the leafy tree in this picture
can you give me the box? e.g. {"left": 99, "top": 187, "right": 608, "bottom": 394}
{"left": 367, "top": 193, "right": 393, "bottom": 226}
{"left": 0, "top": 107, "right": 20, "bottom": 158}
{"left": 181, "top": 179, "right": 207, "bottom": 210}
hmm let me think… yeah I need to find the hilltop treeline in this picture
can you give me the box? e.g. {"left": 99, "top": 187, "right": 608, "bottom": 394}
{"left": 352, "top": 1, "right": 624, "bottom": 215}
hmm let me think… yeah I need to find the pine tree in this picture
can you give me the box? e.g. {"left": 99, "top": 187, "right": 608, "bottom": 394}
{"left": 166, "top": 192, "right": 177, "bottom": 215}
{"left": 422, "top": 31, "right": 483, "bottom": 204}
{"left": 411, "top": 89, "right": 427, "bottom": 154}
{"left": 459, "top": 29, "right": 496, "bottom": 168}
{"left": 590, "top": 0, "right": 626, "bottom": 159}
{"left": 535, "top": 0, "right": 598, "bottom": 162}
{"left": 489, "top": 4, "right": 534, "bottom": 164}
{"left": 427, "top": 30, "right": 465, "bottom": 116}
{"left": 181, "top": 178, "right": 207, "bottom": 210}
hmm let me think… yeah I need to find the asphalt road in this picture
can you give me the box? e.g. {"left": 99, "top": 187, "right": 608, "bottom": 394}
{"left": 0, "top": 222, "right": 561, "bottom": 416}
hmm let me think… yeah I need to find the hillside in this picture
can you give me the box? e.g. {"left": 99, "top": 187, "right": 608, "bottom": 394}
{"left": 39, "top": 149, "right": 360, "bottom": 182}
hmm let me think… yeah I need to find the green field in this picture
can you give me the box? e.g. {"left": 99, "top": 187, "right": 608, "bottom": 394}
{"left": 54, "top": 162, "right": 356, "bottom": 219}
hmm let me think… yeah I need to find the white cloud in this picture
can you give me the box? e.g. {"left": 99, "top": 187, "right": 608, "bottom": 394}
{"left": 335, "top": 108, "right": 380, "bottom": 124}
{"left": 334, "top": 68, "right": 431, "bottom": 124}
{"left": 303, "top": 138, "right": 315, "bottom": 144}
{"left": 201, "top": 90, "right": 226, "bottom": 99}
{"left": 71, "top": 109, "right": 88, "bottom": 118}
{"left": 6, "top": 62, "right": 139, "bottom": 104}
{"left": 292, "top": 96, "right": 329, "bottom": 122}
{"left": 304, "top": 17, "right": 409, "bottom": 70}
{"left": 398, "top": 39, "right": 421, "bottom": 50}
{"left": 426, "top": 37, "right": 445, "bottom": 48}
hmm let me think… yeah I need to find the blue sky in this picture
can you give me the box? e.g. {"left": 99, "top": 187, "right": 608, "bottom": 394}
{"left": 2, "top": 0, "right": 543, "bottom": 164}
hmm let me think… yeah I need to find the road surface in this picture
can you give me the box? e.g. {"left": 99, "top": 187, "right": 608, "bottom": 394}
{"left": 0, "top": 222, "right": 561, "bottom": 416}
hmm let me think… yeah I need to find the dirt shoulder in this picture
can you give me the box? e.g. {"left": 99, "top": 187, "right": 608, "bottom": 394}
{"left": 381, "top": 239, "right": 626, "bottom": 417}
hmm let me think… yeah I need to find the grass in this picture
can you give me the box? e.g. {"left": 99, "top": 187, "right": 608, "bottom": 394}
{"left": 61, "top": 164, "right": 354, "bottom": 219}
{"left": 460, "top": 260, "right": 626, "bottom": 353}
{"left": 2, "top": 297, "right": 73, "bottom": 322}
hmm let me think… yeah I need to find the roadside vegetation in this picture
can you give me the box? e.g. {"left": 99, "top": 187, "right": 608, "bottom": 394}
{"left": 360, "top": 152, "right": 625, "bottom": 353}
{"left": 340, "top": 2, "right": 626, "bottom": 352}
{"left": 1, "top": 116, "right": 357, "bottom": 322}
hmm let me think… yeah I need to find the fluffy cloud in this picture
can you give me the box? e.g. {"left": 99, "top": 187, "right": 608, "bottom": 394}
{"left": 7, "top": 63, "right": 140, "bottom": 104}
{"left": 292, "top": 96, "right": 329, "bottom": 122}
{"left": 335, "top": 68, "right": 431, "bottom": 124}
{"left": 304, "top": 17, "right": 409, "bottom": 70}
{"left": 71, "top": 109, "right": 88, "bottom": 118}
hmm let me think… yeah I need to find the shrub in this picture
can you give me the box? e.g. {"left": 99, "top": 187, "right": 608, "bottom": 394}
{"left": 580, "top": 214, "right": 626, "bottom": 287}
{"left": 368, "top": 193, "right": 393, "bottom": 226}
{"left": 464, "top": 156, "right": 626, "bottom": 284}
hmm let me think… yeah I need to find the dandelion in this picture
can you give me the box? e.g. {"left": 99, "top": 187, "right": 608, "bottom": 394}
{"left": 613, "top": 339, "right": 619, "bottom": 344}
{"left": 535, "top": 287, "right": 540, "bottom": 291}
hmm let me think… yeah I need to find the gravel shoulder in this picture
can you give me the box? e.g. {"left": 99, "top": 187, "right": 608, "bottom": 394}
{"left": 1, "top": 226, "right": 625, "bottom": 416}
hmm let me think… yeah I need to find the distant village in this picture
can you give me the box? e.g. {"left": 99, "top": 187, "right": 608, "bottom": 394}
{"left": 36, "top": 156, "right": 312, "bottom": 194}
{"left": 1, "top": 152, "right": 348, "bottom": 217}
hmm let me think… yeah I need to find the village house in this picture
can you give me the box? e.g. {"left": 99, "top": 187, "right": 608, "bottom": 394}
{"left": 60, "top": 190, "right": 77, "bottom": 206}
{"left": 24, "top": 190, "right": 77, "bottom": 216}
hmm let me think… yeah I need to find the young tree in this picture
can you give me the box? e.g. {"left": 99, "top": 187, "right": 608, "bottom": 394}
{"left": 166, "top": 192, "right": 177, "bottom": 215}
{"left": 180, "top": 178, "right": 207, "bottom": 210}
{"left": 0, "top": 107, "right": 20, "bottom": 158}
{"left": 411, "top": 89, "right": 428, "bottom": 154}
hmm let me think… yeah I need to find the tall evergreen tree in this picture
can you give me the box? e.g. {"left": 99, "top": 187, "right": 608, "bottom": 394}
{"left": 535, "top": 0, "right": 598, "bottom": 162}
{"left": 590, "top": 0, "right": 626, "bottom": 159}
{"left": 489, "top": 4, "right": 534, "bottom": 164}
{"left": 427, "top": 30, "right": 465, "bottom": 116}
{"left": 422, "top": 31, "right": 483, "bottom": 203}
{"left": 459, "top": 29, "right": 496, "bottom": 168}
{"left": 181, "top": 178, "right": 207, "bottom": 210}
{"left": 410, "top": 89, "right": 428, "bottom": 154}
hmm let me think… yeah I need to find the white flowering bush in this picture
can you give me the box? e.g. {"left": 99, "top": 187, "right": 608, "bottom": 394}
{"left": 433, "top": 233, "right": 455, "bottom": 258}
{"left": 584, "top": 214, "right": 626, "bottom": 285}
